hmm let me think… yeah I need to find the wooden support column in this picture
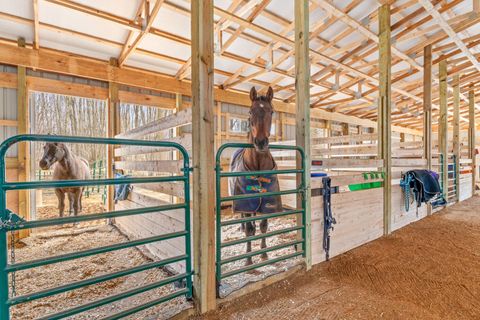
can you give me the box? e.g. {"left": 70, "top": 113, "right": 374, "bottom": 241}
{"left": 215, "top": 101, "right": 222, "bottom": 149}
{"left": 107, "top": 59, "right": 119, "bottom": 212}
{"left": 295, "top": 0, "right": 311, "bottom": 269}
{"left": 17, "top": 38, "right": 30, "bottom": 239}
{"left": 469, "top": 87, "right": 477, "bottom": 195}
{"left": 423, "top": 45, "right": 432, "bottom": 214}
{"left": 378, "top": 4, "right": 392, "bottom": 235}
{"left": 452, "top": 75, "right": 460, "bottom": 202}
{"left": 191, "top": 0, "right": 216, "bottom": 313}
{"left": 439, "top": 60, "right": 449, "bottom": 201}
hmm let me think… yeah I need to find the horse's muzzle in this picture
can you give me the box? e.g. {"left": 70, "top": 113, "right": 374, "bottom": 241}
{"left": 254, "top": 138, "right": 269, "bottom": 152}
{"left": 39, "top": 160, "right": 50, "bottom": 170}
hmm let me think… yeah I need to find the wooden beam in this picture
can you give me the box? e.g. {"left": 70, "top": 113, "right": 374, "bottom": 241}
{"left": 453, "top": 74, "right": 460, "bottom": 202}
{"left": 294, "top": 0, "right": 311, "bottom": 270}
{"left": 17, "top": 38, "right": 30, "bottom": 239}
{"left": 419, "top": 0, "right": 480, "bottom": 74}
{"left": 378, "top": 4, "right": 392, "bottom": 235}
{"left": 469, "top": 87, "right": 477, "bottom": 194}
{"left": 423, "top": 45, "right": 432, "bottom": 171}
{"left": 118, "top": 0, "right": 165, "bottom": 66}
{"left": 107, "top": 59, "right": 119, "bottom": 212}
{"left": 191, "top": 0, "right": 216, "bottom": 313}
{"left": 0, "top": 44, "right": 423, "bottom": 135}
{"left": 475, "top": 0, "right": 480, "bottom": 13}
{"left": 33, "top": 0, "right": 39, "bottom": 49}
{"left": 423, "top": 44, "right": 433, "bottom": 215}
{"left": 439, "top": 60, "right": 449, "bottom": 201}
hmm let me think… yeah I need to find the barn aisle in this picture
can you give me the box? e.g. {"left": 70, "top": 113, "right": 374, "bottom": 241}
{"left": 195, "top": 196, "right": 480, "bottom": 320}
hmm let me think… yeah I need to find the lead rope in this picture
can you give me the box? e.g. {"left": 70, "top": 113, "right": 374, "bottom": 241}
{"left": 9, "top": 228, "right": 16, "bottom": 297}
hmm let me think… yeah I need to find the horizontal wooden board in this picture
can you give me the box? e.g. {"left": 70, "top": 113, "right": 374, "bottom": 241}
{"left": 115, "top": 160, "right": 183, "bottom": 173}
{"left": 117, "top": 108, "right": 192, "bottom": 139}
{"left": 115, "top": 134, "right": 192, "bottom": 157}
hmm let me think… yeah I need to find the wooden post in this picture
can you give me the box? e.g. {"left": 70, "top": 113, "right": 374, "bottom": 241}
{"left": 295, "top": 0, "right": 311, "bottom": 269}
{"left": 378, "top": 4, "right": 392, "bottom": 235}
{"left": 423, "top": 45, "right": 432, "bottom": 214}
{"left": 439, "top": 60, "right": 448, "bottom": 201}
{"left": 191, "top": 0, "right": 216, "bottom": 313}
{"left": 452, "top": 75, "right": 460, "bottom": 202}
{"left": 469, "top": 87, "right": 477, "bottom": 195}
{"left": 107, "top": 58, "right": 119, "bottom": 212}
{"left": 17, "top": 38, "right": 30, "bottom": 239}
{"left": 215, "top": 101, "right": 222, "bottom": 150}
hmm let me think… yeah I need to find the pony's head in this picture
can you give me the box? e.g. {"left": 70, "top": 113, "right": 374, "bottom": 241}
{"left": 248, "top": 86, "right": 274, "bottom": 153}
{"left": 39, "top": 142, "right": 66, "bottom": 170}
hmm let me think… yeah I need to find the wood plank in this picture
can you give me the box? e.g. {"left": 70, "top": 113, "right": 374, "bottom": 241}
{"left": 453, "top": 74, "right": 460, "bottom": 201}
{"left": 311, "top": 158, "right": 383, "bottom": 169}
{"left": 0, "top": 120, "right": 18, "bottom": 127}
{"left": 0, "top": 72, "right": 17, "bottom": 88}
{"left": 439, "top": 60, "right": 449, "bottom": 200}
{"left": 117, "top": 108, "right": 192, "bottom": 139}
{"left": 107, "top": 65, "right": 119, "bottom": 212}
{"left": 0, "top": 44, "right": 423, "bottom": 136}
{"left": 115, "top": 134, "right": 192, "bottom": 157}
{"left": 295, "top": 0, "right": 311, "bottom": 269}
{"left": 137, "top": 182, "right": 185, "bottom": 199}
{"left": 191, "top": 0, "right": 215, "bottom": 312}
{"left": 17, "top": 38, "right": 30, "bottom": 239}
{"left": 469, "top": 88, "right": 477, "bottom": 194}
{"left": 115, "top": 160, "right": 183, "bottom": 173}
{"left": 28, "top": 76, "right": 108, "bottom": 99}
{"left": 378, "top": 4, "right": 392, "bottom": 235}
{"left": 312, "top": 133, "right": 378, "bottom": 145}
{"left": 424, "top": 44, "right": 432, "bottom": 178}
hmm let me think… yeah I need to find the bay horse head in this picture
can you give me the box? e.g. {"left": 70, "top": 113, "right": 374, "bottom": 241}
{"left": 39, "top": 142, "right": 67, "bottom": 170}
{"left": 248, "top": 86, "right": 274, "bottom": 153}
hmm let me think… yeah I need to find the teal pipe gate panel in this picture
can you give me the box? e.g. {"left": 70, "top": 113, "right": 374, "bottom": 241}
{"left": 0, "top": 134, "right": 193, "bottom": 320}
{"left": 215, "top": 143, "right": 306, "bottom": 290}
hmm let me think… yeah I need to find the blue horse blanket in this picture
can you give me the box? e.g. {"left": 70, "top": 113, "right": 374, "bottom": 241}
{"left": 228, "top": 148, "right": 282, "bottom": 214}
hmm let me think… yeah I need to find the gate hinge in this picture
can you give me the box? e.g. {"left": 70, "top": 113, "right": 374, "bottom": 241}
{"left": 0, "top": 210, "right": 26, "bottom": 231}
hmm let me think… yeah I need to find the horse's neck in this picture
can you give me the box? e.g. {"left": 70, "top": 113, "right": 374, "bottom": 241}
{"left": 58, "top": 146, "right": 75, "bottom": 172}
{"left": 244, "top": 134, "right": 275, "bottom": 170}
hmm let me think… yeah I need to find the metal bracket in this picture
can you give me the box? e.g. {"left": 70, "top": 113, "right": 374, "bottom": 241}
{"left": 311, "top": 186, "right": 339, "bottom": 197}
{"left": 0, "top": 210, "right": 26, "bottom": 231}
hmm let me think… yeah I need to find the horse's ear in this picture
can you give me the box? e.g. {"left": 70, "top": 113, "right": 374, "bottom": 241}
{"left": 266, "top": 86, "right": 274, "bottom": 102}
{"left": 249, "top": 87, "right": 257, "bottom": 101}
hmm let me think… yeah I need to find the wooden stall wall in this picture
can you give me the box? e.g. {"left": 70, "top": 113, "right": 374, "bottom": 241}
{"left": 391, "top": 133, "right": 428, "bottom": 231}
{"left": 113, "top": 94, "right": 191, "bottom": 274}
{"left": 308, "top": 132, "right": 385, "bottom": 265}
{"left": 0, "top": 66, "right": 20, "bottom": 227}
{"left": 459, "top": 132, "right": 473, "bottom": 201}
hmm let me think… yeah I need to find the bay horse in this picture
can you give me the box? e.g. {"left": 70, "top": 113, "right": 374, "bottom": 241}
{"left": 229, "top": 86, "right": 282, "bottom": 266}
{"left": 39, "top": 142, "right": 91, "bottom": 217}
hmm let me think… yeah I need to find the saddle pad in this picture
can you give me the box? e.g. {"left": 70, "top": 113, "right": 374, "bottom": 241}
{"left": 228, "top": 148, "right": 282, "bottom": 214}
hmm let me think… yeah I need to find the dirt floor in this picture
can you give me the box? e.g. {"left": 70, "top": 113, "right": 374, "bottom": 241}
{"left": 195, "top": 196, "right": 480, "bottom": 320}
{"left": 9, "top": 193, "right": 192, "bottom": 320}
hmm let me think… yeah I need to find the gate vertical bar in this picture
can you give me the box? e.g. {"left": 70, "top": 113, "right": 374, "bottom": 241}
{"left": 0, "top": 153, "right": 9, "bottom": 319}
{"left": 183, "top": 150, "right": 193, "bottom": 298}
{"left": 294, "top": 0, "right": 311, "bottom": 269}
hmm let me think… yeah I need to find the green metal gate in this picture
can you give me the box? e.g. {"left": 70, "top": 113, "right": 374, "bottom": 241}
{"left": 215, "top": 143, "right": 306, "bottom": 290}
{"left": 0, "top": 134, "right": 192, "bottom": 320}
